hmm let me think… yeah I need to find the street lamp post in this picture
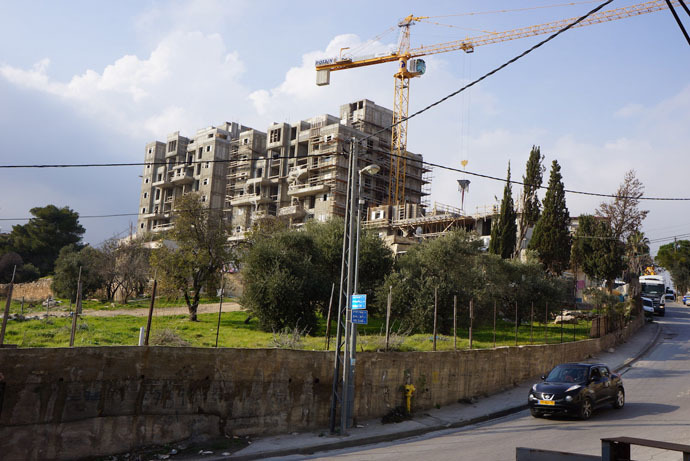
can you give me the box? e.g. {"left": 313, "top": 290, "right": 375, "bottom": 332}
{"left": 345, "top": 162, "right": 381, "bottom": 428}
{"left": 329, "top": 137, "right": 380, "bottom": 435}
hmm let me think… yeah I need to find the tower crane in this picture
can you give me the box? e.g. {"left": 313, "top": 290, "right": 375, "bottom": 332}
{"left": 315, "top": 1, "right": 678, "bottom": 206}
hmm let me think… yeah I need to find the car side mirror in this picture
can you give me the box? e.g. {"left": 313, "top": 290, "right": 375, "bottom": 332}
{"left": 541, "top": 375, "right": 546, "bottom": 380}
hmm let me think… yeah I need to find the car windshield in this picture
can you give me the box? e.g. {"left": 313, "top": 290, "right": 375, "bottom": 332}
{"left": 546, "top": 365, "right": 588, "bottom": 383}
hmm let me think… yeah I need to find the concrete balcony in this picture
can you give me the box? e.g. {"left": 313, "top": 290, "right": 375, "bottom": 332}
{"left": 169, "top": 170, "right": 194, "bottom": 185}
{"left": 152, "top": 177, "right": 173, "bottom": 189}
{"left": 288, "top": 183, "right": 329, "bottom": 198}
{"left": 245, "top": 176, "right": 271, "bottom": 187}
{"left": 143, "top": 209, "right": 170, "bottom": 220}
{"left": 230, "top": 194, "right": 272, "bottom": 206}
{"left": 151, "top": 222, "right": 174, "bottom": 233}
{"left": 278, "top": 204, "right": 306, "bottom": 219}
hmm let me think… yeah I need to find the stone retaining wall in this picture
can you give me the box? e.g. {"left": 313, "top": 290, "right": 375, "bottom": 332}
{"left": 0, "top": 278, "right": 53, "bottom": 302}
{"left": 0, "top": 316, "right": 643, "bottom": 460}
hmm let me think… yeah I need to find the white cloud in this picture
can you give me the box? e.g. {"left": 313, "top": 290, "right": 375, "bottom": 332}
{"left": 0, "top": 30, "right": 250, "bottom": 143}
{"left": 615, "top": 102, "right": 644, "bottom": 118}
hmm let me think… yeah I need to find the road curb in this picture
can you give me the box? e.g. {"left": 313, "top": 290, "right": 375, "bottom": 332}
{"left": 614, "top": 321, "right": 661, "bottom": 372}
{"left": 227, "top": 404, "right": 528, "bottom": 461}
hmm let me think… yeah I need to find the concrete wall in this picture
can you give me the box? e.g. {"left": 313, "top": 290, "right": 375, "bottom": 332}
{"left": 0, "top": 316, "right": 643, "bottom": 460}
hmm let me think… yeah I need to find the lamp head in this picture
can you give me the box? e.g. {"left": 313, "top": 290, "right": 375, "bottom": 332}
{"left": 360, "top": 164, "right": 381, "bottom": 176}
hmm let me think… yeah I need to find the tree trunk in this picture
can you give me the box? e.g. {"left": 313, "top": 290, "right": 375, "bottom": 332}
{"left": 184, "top": 291, "right": 199, "bottom": 321}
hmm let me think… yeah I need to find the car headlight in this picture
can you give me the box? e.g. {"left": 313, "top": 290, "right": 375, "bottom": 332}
{"left": 566, "top": 385, "right": 581, "bottom": 392}
{"left": 532, "top": 384, "right": 538, "bottom": 392}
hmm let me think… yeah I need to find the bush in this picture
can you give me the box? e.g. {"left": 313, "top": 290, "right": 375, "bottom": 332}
{"left": 241, "top": 230, "right": 327, "bottom": 332}
{"left": 151, "top": 328, "right": 190, "bottom": 347}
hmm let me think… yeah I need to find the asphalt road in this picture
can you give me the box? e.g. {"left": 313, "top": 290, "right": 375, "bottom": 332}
{"left": 301, "top": 303, "right": 690, "bottom": 461}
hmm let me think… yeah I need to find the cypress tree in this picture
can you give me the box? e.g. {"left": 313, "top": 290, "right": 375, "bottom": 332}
{"left": 515, "top": 146, "right": 545, "bottom": 257}
{"left": 489, "top": 163, "right": 517, "bottom": 259}
{"left": 529, "top": 160, "right": 571, "bottom": 274}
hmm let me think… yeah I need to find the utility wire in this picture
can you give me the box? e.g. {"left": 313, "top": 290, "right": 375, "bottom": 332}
{"left": 2, "top": 148, "right": 688, "bottom": 201}
{"left": 358, "top": 0, "right": 614, "bottom": 144}
{"left": 3, "top": 2, "right": 688, "bottom": 204}
{"left": 665, "top": 0, "right": 690, "bottom": 45}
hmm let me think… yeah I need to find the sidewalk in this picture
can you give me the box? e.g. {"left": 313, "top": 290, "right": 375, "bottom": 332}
{"left": 215, "top": 321, "right": 662, "bottom": 460}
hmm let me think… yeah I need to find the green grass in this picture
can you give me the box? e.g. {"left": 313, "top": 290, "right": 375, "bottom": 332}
{"left": 1, "top": 309, "right": 593, "bottom": 350}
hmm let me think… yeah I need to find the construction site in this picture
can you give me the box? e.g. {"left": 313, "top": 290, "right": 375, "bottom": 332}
{"left": 136, "top": 97, "right": 500, "bottom": 250}
{"left": 135, "top": 1, "right": 675, "bottom": 251}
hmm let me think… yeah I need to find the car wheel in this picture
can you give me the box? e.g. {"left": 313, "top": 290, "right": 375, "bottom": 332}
{"left": 612, "top": 388, "right": 625, "bottom": 409}
{"left": 530, "top": 408, "right": 543, "bottom": 418}
{"left": 579, "top": 398, "right": 593, "bottom": 420}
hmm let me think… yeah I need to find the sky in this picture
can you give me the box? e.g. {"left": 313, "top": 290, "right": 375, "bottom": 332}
{"left": 0, "top": 0, "right": 688, "bottom": 256}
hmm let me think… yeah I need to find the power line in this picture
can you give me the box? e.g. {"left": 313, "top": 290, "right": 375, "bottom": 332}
{"left": 358, "top": 0, "right": 615, "bottom": 143}
{"left": 3, "top": 3, "right": 689, "bottom": 208}
{"left": 3, "top": 3, "right": 688, "bottom": 202}
{"left": 2, "top": 147, "right": 688, "bottom": 201}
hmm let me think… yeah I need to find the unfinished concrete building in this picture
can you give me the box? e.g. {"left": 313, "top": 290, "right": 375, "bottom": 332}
{"left": 137, "top": 122, "right": 249, "bottom": 233}
{"left": 225, "top": 99, "right": 429, "bottom": 238}
{"left": 136, "top": 99, "right": 430, "bottom": 239}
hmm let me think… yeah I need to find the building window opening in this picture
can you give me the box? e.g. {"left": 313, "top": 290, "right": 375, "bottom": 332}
{"left": 270, "top": 129, "right": 281, "bottom": 143}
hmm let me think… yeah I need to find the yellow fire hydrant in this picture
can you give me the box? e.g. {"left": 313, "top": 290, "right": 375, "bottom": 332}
{"left": 404, "top": 384, "right": 416, "bottom": 413}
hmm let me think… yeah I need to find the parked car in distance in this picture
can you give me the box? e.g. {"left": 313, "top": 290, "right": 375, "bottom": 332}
{"left": 683, "top": 292, "right": 690, "bottom": 306}
{"left": 642, "top": 296, "right": 655, "bottom": 320}
{"left": 528, "top": 363, "right": 624, "bottom": 420}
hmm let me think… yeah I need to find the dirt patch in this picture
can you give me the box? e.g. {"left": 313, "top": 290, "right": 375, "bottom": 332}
{"left": 82, "top": 302, "right": 245, "bottom": 317}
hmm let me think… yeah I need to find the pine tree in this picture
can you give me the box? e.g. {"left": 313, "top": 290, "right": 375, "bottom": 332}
{"left": 529, "top": 160, "right": 571, "bottom": 274}
{"left": 515, "top": 146, "right": 544, "bottom": 257}
{"left": 489, "top": 163, "right": 517, "bottom": 259}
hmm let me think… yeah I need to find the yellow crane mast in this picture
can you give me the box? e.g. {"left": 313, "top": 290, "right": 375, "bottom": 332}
{"left": 315, "top": 0, "right": 677, "bottom": 206}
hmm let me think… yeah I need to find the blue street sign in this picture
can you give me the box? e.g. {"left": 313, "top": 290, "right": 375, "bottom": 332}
{"left": 351, "top": 310, "right": 368, "bottom": 325}
{"left": 351, "top": 294, "right": 367, "bottom": 310}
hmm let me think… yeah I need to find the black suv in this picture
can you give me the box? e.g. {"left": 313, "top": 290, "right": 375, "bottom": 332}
{"left": 528, "top": 363, "right": 624, "bottom": 419}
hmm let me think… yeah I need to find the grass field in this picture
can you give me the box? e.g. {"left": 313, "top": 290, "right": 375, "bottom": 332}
{"left": 1, "top": 305, "right": 593, "bottom": 350}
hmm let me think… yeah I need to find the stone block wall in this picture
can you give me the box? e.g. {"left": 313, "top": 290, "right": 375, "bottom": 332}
{"left": 0, "top": 316, "right": 643, "bottom": 460}
{"left": 1, "top": 278, "right": 53, "bottom": 302}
